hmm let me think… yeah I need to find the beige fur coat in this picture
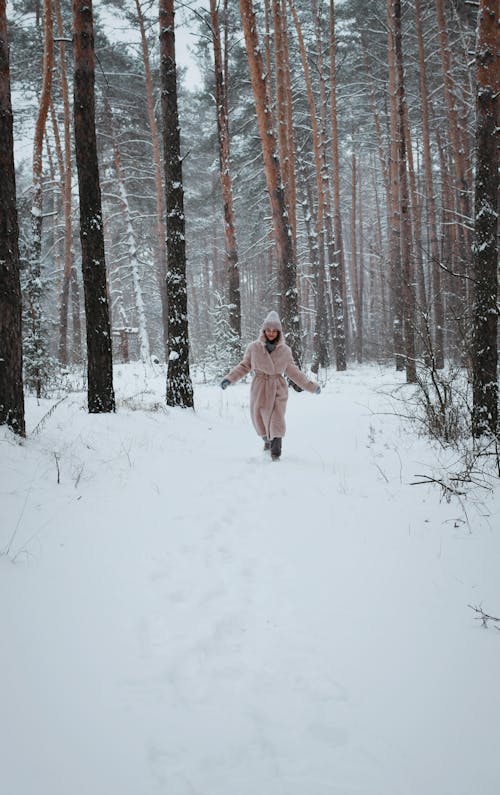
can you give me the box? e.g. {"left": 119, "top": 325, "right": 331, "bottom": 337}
{"left": 225, "top": 331, "right": 318, "bottom": 439}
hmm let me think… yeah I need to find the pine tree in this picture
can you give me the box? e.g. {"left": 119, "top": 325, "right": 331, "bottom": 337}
{"left": 393, "top": 0, "right": 416, "bottom": 383}
{"left": 55, "top": 0, "right": 78, "bottom": 365}
{"left": 209, "top": 0, "right": 241, "bottom": 355}
{"left": 103, "top": 93, "right": 150, "bottom": 362}
{"left": 471, "top": 0, "right": 498, "bottom": 436}
{"left": 160, "top": 0, "right": 194, "bottom": 408}
{"left": 134, "top": 0, "right": 169, "bottom": 361}
{"left": 239, "top": 0, "right": 301, "bottom": 365}
{"left": 0, "top": 0, "right": 25, "bottom": 436}
{"left": 26, "top": 0, "right": 53, "bottom": 397}
{"left": 73, "top": 0, "right": 115, "bottom": 413}
{"left": 414, "top": 0, "right": 444, "bottom": 369}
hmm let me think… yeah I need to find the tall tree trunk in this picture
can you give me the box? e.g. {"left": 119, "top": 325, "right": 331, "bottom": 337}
{"left": 290, "top": 0, "right": 342, "bottom": 369}
{"left": 159, "top": 0, "right": 194, "bottom": 408}
{"left": 350, "top": 151, "right": 362, "bottom": 363}
{"left": 297, "top": 155, "right": 327, "bottom": 370}
{"left": 311, "top": 0, "right": 342, "bottom": 369}
{"left": 211, "top": 199, "right": 220, "bottom": 298}
{"left": 239, "top": 0, "right": 301, "bottom": 364}
{"left": 362, "top": 33, "right": 393, "bottom": 354}
{"left": 54, "top": 0, "right": 75, "bottom": 365}
{"left": 435, "top": 0, "right": 473, "bottom": 225}
{"left": 0, "top": 0, "right": 25, "bottom": 436}
{"left": 358, "top": 162, "right": 365, "bottom": 363}
{"left": 281, "top": 0, "right": 297, "bottom": 256}
{"left": 134, "top": 0, "right": 169, "bottom": 361}
{"left": 434, "top": 123, "right": 457, "bottom": 355}
{"left": 371, "top": 154, "right": 390, "bottom": 354}
{"left": 210, "top": 0, "right": 241, "bottom": 351}
{"left": 435, "top": 0, "right": 470, "bottom": 307}
{"left": 387, "top": 0, "right": 405, "bottom": 371}
{"left": 45, "top": 131, "right": 63, "bottom": 314}
{"left": 403, "top": 106, "right": 427, "bottom": 325}
{"left": 52, "top": 9, "right": 83, "bottom": 366}
{"left": 263, "top": 0, "right": 273, "bottom": 103}
{"left": 362, "top": 33, "right": 390, "bottom": 198}
{"left": 287, "top": 0, "right": 328, "bottom": 370}
{"left": 415, "top": 0, "right": 444, "bottom": 368}
{"left": 70, "top": 261, "right": 82, "bottom": 362}
{"left": 393, "top": 0, "right": 416, "bottom": 383}
{"left": 73, "top": 0, "right": 115, "bottom": 413}
{"left": 328, "top": 0, "right": 347, "bottom": 370}
{"left": 104, "top": 94, "right": 150, "bottom": 362}
{"left": 28, "top": 0, "right": 53, "bottom": 398}
{"left": 107, "top": 241, "right": 131, "bottom": 362}
{"left": 273, "top": 0, "right": 288, "bottom": 191}
{"left": 272, "top": 0, "right": 296, "bottom": 253}
{"left": 49, "top": 99, "right": 64, "bottom": 178}
{"left": 472, "top": 0, "right": 498, "bottom": 436}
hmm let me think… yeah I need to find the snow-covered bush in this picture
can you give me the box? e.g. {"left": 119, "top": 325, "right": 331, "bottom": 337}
{"left": 414, "top": 363, "right": 470, "bottom": 444}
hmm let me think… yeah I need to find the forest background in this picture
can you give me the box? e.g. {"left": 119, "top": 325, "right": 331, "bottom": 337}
{"left": 0, "top": 0, "right": 498, "bottom": 446}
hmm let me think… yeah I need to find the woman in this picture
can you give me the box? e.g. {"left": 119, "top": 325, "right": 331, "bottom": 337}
{"left": 220, "top": 311, "right": 320, "bottom": 460}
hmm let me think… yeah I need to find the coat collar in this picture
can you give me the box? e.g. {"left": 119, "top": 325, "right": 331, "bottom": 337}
{"left": 259, "top": 329, "right": 285, "bottom": 348}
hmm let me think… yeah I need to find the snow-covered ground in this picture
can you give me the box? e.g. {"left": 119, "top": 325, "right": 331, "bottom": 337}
{"left": 1, "top": 363, "right": 499, "bottom": 795}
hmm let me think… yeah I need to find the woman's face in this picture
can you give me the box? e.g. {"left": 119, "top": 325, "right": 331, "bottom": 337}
{"left": 264, "top": 328, "right": 279, "bottom": 342}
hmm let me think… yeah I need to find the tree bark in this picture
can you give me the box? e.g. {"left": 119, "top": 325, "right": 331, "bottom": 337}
{"left": 28, "top": 0, "right": 53, "bottom": 398}
{"left": 287, "top": 0, "right": 328, "bottom": 370}
{"left": 54, "top": 0, "right": 76, "bottom": 365}
{"left": 73, "top": 0, "right": 115, "bottom": 413}
{"left": 272, "top": 0, "right": 296, "bottom": 253}
{"left": 434, "top": 123, "right": 458, "bottom": 357}
{"left": 472, "top": 0, "right": 499, "bottom": 436}
{"left": 329, "top": 0, "right": 347, "bottom": 370}
{"left": 358, "top": 163, "right": 365, "bottom": 363}
{"left": 310, "top": 0, "right": 343, "bottom": 370}
{"left": 403, "top": 104, "right": 427, "bottom": 325}
{"left": 280, "top": 0, "right": 297, "bottom": 256}
{"left": 435, "top": 0, "right": 470, "bottom": 306}
{"left": 210, "top": 0, "right": 241, "bottom": 351}
{"left": 415, "top": 0, "right": 444, "bottom": 368}
{"left": 272, "top": 0, "right": 288, "bottom": 190}
{"left": 134, "top": 0, "right": 169, "bottom": 361}
{"left": 350, "top": 151, "right": 362, "bottom": 363}
{"left": 0, "top": 0, "right": 25, "bottom": 436}
{"left": 386, "top": 0, "right": 405, "bottom": 371}
{"left": 263, "top": 0, "right": 273, "bottom": 111}
{"left": 289, "top": 0, "right": 344, "bottom": 370}
{"left": 103, "top": 94, "right": 150, "bottom": 362}
{"left": 393, "top": 0, "right": 416, "bottom": 383}
{"left": 159, "top": 0, "right": 194, "bottom": 408}
{"left": 297, "top": 155, "right": 327, "bottom": 369}
{"left": 362, "top": 33, "right": 393, "bottom": 354}
{"left": 239, "top": 0, "right": 301, "bottom": 364}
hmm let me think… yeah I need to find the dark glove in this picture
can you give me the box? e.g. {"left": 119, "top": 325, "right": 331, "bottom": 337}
{"left": 315, "top": 385, "right": 321, "bottom": 395}
{"left": 220, "top": 379, "right": 230, "bottom": 390}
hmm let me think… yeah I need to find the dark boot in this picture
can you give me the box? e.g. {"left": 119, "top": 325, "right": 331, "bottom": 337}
{"left": 270, "top": 437, "right": 282, "bottom": 460}
{"left": 262, "top": 436, "right": 271, "bottom": 451}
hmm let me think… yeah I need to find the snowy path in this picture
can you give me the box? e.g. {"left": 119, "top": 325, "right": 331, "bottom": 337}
{"left": 1, "top": 365, "right": 499, "bottom": 795}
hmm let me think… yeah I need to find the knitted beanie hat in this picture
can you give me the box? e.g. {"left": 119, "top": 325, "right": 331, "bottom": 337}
{"left": 262, "top": 310, "right": 282, "bottom": 331}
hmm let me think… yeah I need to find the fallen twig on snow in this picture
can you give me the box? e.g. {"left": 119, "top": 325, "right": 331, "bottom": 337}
{"left": 410, "top": 474, "right": 466, "bottom": 498}
{"left": 54, "top": 452, "right": 60, "bottom": 484}
{"left": 468, "top": 604, "right": 500, "bottom": 630}
{"left": 31, "top": 396, "right": 68, "bottom": 436}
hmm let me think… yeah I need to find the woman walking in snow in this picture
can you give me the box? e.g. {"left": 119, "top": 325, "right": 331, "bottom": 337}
{"left": 220, "top": 311, "right": 320, "bottom": 460}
